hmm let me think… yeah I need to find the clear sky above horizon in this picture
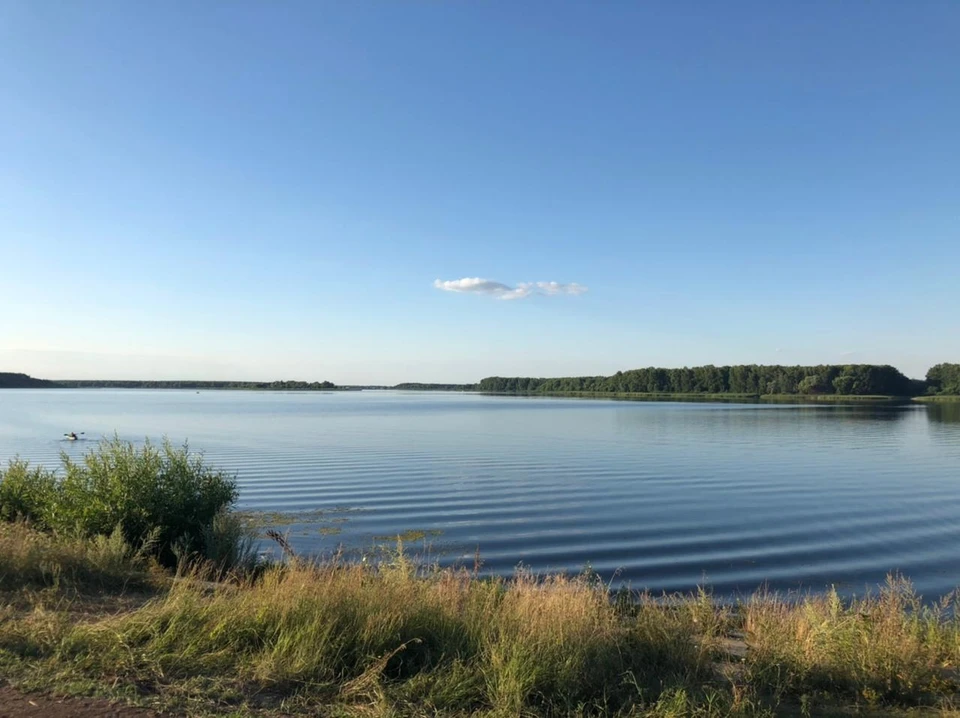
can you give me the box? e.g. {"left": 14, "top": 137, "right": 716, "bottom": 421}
{"left": 2, "top": 2, "right": 958, "bottom": 383}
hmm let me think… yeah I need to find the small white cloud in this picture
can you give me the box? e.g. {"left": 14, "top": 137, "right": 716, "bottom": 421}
{"left": 432, "top": 278, "right": 524, "bottom": 300}
{"left": 433, "top": 278, "right": 588, "bottom": 301}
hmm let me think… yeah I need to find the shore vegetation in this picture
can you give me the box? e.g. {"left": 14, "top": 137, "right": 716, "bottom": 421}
{"left": 1, "top": 523, "right": 960, "bottom": 715}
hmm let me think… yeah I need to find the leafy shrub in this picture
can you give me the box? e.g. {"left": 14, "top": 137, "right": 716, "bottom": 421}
{"left": 0, "top": 460, "right": 57, "bottom": 528}
{"left": 0, "top": 438, "right": 239, "bottom": 568}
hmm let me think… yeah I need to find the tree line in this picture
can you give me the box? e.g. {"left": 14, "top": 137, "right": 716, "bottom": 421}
{"left": 477, "top": 364, "right": 940, "bottom": 397}
{"left": 55, "top": 380, "right": 343, "bottom": 390}
{"left": 0, "top": 375, "right": 342, "bottom": 390}
{"left": 926, "top": 364, "right": 960, "bottom": 396}
{"left": 4, "top": 365, "right": 959, "bottom": 396}
{"left": 0, "top": 373, "right": 54, "bottom": 388}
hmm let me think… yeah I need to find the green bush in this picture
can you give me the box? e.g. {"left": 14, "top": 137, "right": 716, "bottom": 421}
{"left": 0, "top": 438, "right": 240, "bottom": 568}
{"left": 0, "top": 460, "right": 57, "bottom": 528}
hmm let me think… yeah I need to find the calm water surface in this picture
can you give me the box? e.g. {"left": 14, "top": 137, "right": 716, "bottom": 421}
{"left": 2, "top": 390, "right": 959, "bottom": 596}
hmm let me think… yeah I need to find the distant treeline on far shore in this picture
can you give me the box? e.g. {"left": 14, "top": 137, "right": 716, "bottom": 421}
{"left": 0, "top": 374, "right": 345, "bottom": 391}
{"left": 409, "top": 363, "right": 960, "bottom": 398}
{"left": 393, "top": 382, "right": 478, "bottom": 392}
{"left": 476, "top": 363, "right": 960, "bottom": 398}
{"left": 2, "top": 363, "right": 959, "bottom": 397}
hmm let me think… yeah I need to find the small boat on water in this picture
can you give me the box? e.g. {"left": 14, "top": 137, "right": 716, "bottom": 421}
{"left": 63, "top": 432, "right": 84, "bottom": 441}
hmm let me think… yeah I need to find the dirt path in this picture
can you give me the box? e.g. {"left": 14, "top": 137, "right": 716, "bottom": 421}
{"left": 0, "top": 686, "right": 161, "bottom": 718}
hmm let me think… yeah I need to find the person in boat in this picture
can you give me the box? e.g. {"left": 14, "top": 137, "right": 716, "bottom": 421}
{"left": 64, "top": 432, "right": 83, "bottom": 441}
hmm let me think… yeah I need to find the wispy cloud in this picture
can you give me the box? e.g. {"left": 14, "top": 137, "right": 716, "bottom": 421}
{"left": 433, "top": 277, "right": 588, "bottom": 301}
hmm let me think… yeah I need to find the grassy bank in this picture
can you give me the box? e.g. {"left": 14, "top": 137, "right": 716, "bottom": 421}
{"left": 760, "top": 394, "right": 907, "bottom": 403}
{"left": 914, "top": 395, "right": 960, "bottom": 403}
{"left": 482, "top": 390, "right": 909, "bottom": 403}
{"left": 483, "top": 390, "right": 759, "bottom": 401}
{"left": 1, "top": 524, "right": 960, "bottom": 716}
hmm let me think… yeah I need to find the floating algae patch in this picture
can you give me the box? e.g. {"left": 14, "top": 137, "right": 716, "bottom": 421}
{"left": 237, "top": 509, "right": 323, "bottom": 528}
{"left": 239, "top": 507, "right": 366, "bottom": 541}
{"left": 238, "top": 507, "right": 364, "bottom": 529}
{"left": 242, "top": 511, "right": 448, "bottom": 561}
{"left": 374, "top": 529, "right": 444, "bottom": 542}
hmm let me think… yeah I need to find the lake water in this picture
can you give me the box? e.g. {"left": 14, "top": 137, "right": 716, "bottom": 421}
{"left": 1, "top": 390, "right": 959, "bottom": 597}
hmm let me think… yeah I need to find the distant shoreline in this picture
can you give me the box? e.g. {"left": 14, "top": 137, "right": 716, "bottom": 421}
{"left": 473, "top": 391, "right": 960, "bottom": 404}
{"left": 0, "top": 385, "right": 369, "bottom": 391}
{"left": 2, "top": 364, "right": 959, "bottom": 401}
{"left": 478, "top": 390, "right": 921, "bottom": 403}
{"left": 0, "top": 373, "right": 364, "bottom": 391}
{"left": 2, "top": 384, "right": 957, "bottom": 404}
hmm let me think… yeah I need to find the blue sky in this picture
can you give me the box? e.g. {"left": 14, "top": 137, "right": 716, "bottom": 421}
{"left": 1, "top": 2, "right": 958, "bottom": 383}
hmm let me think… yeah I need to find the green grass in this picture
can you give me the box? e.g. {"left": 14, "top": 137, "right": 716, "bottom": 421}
{"left": 486, "top": 391, "right": 762, "bottom": 401}
{"left": 0, "top": 539, "right": 723, "bottom": 717}
{"left": 2, "top": 526, "right": 960, "bottom": 716}
{"left": 484, "top": 390, "right": 913, "bottom": 403}
{"left": 0, "top": 521, "right": 158, "bottom": 592}
{"left": 913, "top": 395, "right": 960, "bottom": 403}
{"left": 759, "top": 394, "right": 906, "bottom": 402}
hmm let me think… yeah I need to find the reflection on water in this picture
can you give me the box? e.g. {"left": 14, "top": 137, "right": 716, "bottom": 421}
{"left": 928, "top": 402, "right": 960, "bottom": 424}
{"left": 1, "top": 391, "right": 959, "bottom": 597}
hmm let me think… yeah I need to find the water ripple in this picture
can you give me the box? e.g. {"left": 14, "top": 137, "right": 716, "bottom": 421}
{"left": 2, "top": 390, "right": 959, "bottom": 596}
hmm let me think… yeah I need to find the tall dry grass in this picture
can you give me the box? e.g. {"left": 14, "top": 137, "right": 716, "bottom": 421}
{"left": 1, "top": 526, "right": 960, "bottom": 715}
{"left": 742, "top": 576, "right": 960, "bottom": 706}
{"left": 52, "top": 549, "right": 714, "bottom": 716}
{"left": 0, "top": 521, "right": 154, "bottom": 592}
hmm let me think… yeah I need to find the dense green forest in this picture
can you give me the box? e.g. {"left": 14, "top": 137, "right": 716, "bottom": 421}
{"left": 926, "top": 364, "right": 960, "bottom": 396}
{"left": 478, "top": 364, "right": 925, "bottom": 397}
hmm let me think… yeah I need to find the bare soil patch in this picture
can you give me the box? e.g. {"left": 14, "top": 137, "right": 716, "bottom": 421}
{"left": 0, "top": 685, "right": 161, "bottom": 718}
